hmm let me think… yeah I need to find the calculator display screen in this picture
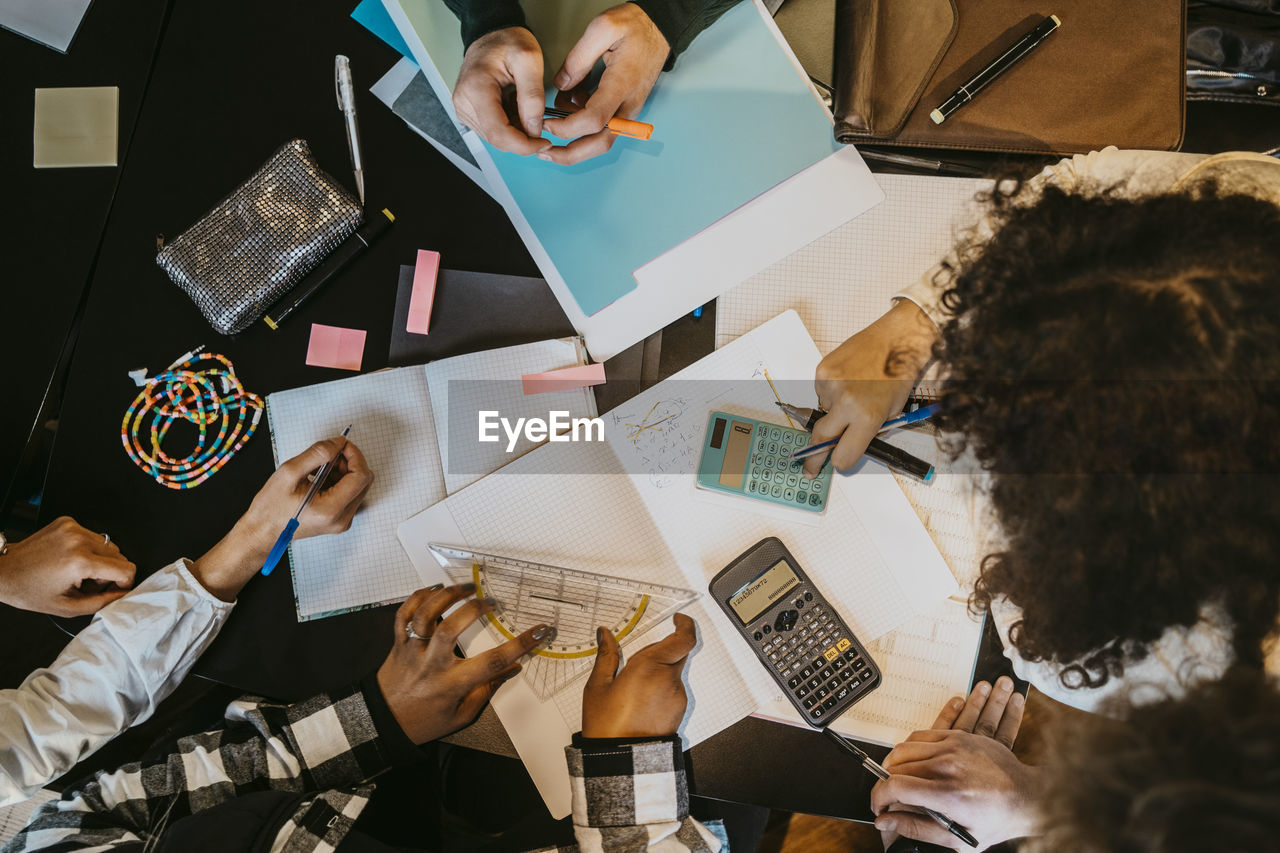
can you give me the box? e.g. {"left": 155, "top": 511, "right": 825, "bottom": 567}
{"left": 717, "top": 421, "right": 754, "bottom": 489}
{"left": 729, "top": 559, "right": 800, "bottom": 623}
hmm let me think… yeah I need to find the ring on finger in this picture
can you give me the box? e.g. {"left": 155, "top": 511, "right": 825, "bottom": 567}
{"left": 405, "top": 623, "right": 431, "bottom": 642}
{"left": 103, "top": 533, "right": 111, "bottom": 547}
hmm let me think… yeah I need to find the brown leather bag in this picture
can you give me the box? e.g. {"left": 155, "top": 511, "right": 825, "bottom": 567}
{"left": 833, "top": 0, "right": 1186, "bottom": 154}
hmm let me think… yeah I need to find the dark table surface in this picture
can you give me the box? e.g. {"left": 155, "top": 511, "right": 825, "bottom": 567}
{"left": 0, "top": 0, "right": 170, "bottom": 502}
{"left": 25, "top": 0, "right": 1280, "bottom": 826}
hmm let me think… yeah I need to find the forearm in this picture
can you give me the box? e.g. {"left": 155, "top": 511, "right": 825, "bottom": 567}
{"left": 565, "top": 735, "right": 724, "bottom": 852}
{"left": 187, "top": 513, "right": 275, "bottom": 602}
{"left": 0, "top": 560, "right": 232, "bottom": 806}
{"left": 631, "top": 0, "right": 742, "bottom": 65}
{"left": 10, "top": 682, "right": 408, "bottom": 850}
{"left": 442, "top": 0, "right": 525, "bottom": 48}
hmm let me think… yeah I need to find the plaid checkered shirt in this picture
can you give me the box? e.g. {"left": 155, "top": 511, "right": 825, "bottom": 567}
{"left": 3, "top": 683, "right": 725, "bottom": 853}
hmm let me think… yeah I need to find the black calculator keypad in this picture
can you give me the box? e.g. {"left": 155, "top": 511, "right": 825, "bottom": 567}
{"left": 750, "top": 586, "right": 878, "bottom": 723}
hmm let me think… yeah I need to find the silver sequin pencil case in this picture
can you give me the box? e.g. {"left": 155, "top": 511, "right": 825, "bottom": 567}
{"left": 156, "top": 139, "right": 363, "bottom": 335}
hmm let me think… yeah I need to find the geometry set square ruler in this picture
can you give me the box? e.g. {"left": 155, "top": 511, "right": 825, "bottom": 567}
{"left": 427, "top": 544, "right": 698, "bottom": 699}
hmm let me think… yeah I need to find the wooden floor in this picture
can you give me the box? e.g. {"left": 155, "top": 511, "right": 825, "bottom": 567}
{"left": 756, "top": 688, "right": 1090, "bottom": 851}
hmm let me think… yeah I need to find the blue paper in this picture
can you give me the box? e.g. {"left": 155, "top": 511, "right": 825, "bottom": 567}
{"left": 482, "top": 3, "right": 840, "bottom": 316}
{"left": 352, "top": 0, "right": 412, "bottom": 59}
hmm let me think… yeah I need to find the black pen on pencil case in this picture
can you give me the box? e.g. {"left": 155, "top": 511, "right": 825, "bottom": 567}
{"left": 822, "top": 728, "right": 979, "bottom": 849}
{"left": 776, "top": 402, "right": 935, "bottom": 483}
{"left": 263, "top": 208, "right": 396, "bottom": 329}
{"left": 931, "top": 14, "right": 1061, "bottom": 125}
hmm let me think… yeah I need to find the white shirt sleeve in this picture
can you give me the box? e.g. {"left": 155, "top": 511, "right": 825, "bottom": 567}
{"left": 0, "top": 559, "right": 234, "bottom": 806}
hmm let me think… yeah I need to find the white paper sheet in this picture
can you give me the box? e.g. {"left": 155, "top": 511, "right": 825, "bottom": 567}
{"left": 0, "top": 0, "right": 92, "bottom": 53}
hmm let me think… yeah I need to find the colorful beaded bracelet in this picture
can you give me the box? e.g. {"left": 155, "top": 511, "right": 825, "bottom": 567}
{"left": 121, "top": 348, "right": 263, "bottom": 490}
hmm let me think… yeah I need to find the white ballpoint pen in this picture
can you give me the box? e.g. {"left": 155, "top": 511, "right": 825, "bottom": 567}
{"left": 334, "top": 55, "right": 365, "bottom": 205}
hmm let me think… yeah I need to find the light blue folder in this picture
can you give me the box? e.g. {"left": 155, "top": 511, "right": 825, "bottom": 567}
{"left": 365, "top": 1, "right": 840, "bottom": 317}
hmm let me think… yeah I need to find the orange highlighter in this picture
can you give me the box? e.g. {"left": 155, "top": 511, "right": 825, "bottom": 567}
{"left": 543, "top": 107, "right": 654, "bottom": 140}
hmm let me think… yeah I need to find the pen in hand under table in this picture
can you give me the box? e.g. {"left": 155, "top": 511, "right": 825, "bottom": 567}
{"left": 260, "top": 425, "right": 352, "bottom": 577}
{"left": 822, "top": 728, "right": 979, "bottom": 849}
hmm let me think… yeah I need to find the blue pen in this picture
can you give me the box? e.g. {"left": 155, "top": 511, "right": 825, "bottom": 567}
{"left": 877, "top": 402, "right": 939, "bottom": 432}
{"left": 260, "top": 425, "right": 352, "bottom": 577}
{"left": 789, "top": 404, "right": 940, "bottom": 463}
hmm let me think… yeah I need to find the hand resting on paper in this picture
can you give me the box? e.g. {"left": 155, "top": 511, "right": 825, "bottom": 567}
{"left": 452, "top": 4, "right": 669, "bottom": 166}
{"left": 582, "top": 613, "right": 697, "bottom": 738}
{"left": 378, "top": 583, "right": 555, "bottom": 744}
{"left": 804, "top": 300, "right": 938, "bottom": 480}
{"left": 871, "top": 677, "right": 1044, "bottom": 851}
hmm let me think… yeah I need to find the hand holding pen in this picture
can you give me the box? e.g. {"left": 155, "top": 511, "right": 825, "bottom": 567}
{"left": 254, "top": 430, "right": 372, "bottom": 576}
{"left": 781, "top": 402, "right": 938, "bottom": 482}
{"left": 864, "top": 677, "right": 1042, "bottom": 850}
{"left": 808, "top": 300, "right": 941, "bottom": 478}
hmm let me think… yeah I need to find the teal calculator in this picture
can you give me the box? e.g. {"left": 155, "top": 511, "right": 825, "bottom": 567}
{"left": 696, "top": 412, "right": 833, "bottom": 513}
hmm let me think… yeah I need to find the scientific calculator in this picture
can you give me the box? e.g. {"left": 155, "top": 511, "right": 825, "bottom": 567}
{"left": 696, "top": 412, "right": 833, "bottom": 513}
{"left": 709, "top": 537, "right": 880, "bottom": 725}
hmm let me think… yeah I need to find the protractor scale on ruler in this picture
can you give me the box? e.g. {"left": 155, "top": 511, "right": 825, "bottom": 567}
{"left": 428, "top": 544, "right": 698, "bottom": 699}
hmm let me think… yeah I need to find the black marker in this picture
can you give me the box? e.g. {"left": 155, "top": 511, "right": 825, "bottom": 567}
{"left": 931, "top": 15, "right": 1061, "bottom": 124}
{"left": 776, "top": 403, "right": 935, "bottom": 483}
{"left": 263, "top": 208, "right": 395, "bottom": 329}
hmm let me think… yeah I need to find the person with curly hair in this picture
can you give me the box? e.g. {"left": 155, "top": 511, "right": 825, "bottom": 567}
{"left": 808, "top": 147, "right": 1280, "bottom": 712}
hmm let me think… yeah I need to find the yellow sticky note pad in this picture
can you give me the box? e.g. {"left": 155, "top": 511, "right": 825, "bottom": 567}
{"left": 33, "top": 86, "right": 119, "bottom": 168}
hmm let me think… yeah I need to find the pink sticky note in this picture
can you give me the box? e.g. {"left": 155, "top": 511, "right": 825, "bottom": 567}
{"left": 306, "top": 324, "right": 366, "bottom": 371}
{"left": 521, "top": 363, "right": 607, "bottom": 395}
{"left": 407, "top": 249, "right": 440, "bottom": 334}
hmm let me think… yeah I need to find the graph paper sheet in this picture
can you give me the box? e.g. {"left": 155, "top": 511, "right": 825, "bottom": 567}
{"left": 398, "top": 311, "right": 957, "bottom": 817}
{"left": 715, "top": 172, "right": 989, "bottom": 354}
{"left": 266, "top": 340, "right": 592, "bottom": 621}
{"left": 425, "top": 338, "right": 594, "bottom": 495}
{"left": 716, "top": 174, "right": 994, "bottom": 743}
{"left": 716, "top": 172, "right": 993, "bottom": 585}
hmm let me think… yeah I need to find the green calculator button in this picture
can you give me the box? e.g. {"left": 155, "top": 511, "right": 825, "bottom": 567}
{"left": 768, "top": 442, "right": 778, "bottom": 454}
{"left": 799, "top": 479, "right": 810, "bottom": 490}
{"left": 796, "top": 492, "right": 808, "bottom": 504}
{"left": 771, "top": 485, "right": 783, "bottom": 497}
{"left": 757, "top": 439, "right": 766, "bottom": 451}
{"left": 808, "top": 492, "right": 822, "bottom": 506}
{"left": 784, "top": 489, "right": 795, "bottom": 500}
{"left": 781, "top": 432, "right": 794, "bottom": 445}
{"left": 786, "top": 474, "right": 798, "bottom": 487}
{"left": 764, "top": 457, "right": 775, "bottom": 469}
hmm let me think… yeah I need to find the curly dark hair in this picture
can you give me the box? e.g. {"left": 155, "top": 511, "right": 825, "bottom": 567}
{"left": 1034, "top": 668, "right": 1280, "bottom": 852}
{"left": 934, "top": 175, "right": 1280, "bottom": 689}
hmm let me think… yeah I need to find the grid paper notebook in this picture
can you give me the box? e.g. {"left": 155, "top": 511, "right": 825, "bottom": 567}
{"left": 266, "top": 339, "right": 593, "bottom": 621}
{"left": 716, "top": 173, "right": 992, "bottom": 742}
{"left": 398, "top": 311, "right": 958, "bottom": 817}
